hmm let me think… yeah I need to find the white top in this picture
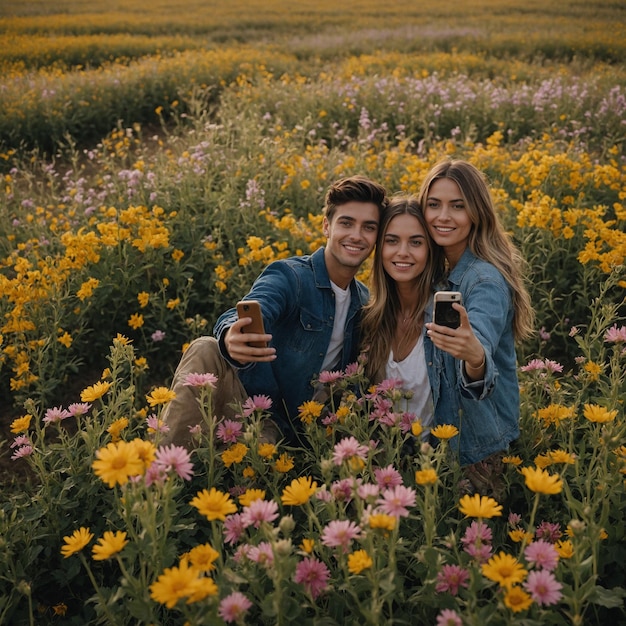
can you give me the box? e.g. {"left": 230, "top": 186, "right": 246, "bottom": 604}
{"left": 320, "top": 281, "right": 351, "bottom": 373}
{"left": 385, "top": 333, "right": 434, "bottom": 439}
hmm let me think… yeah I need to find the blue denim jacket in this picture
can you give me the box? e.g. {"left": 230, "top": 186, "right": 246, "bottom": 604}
{"left": 424, "top": 248, "right": 520, "bottom": 466}
{"left": 214, "top": 247, "right": 369, "bottom": 443}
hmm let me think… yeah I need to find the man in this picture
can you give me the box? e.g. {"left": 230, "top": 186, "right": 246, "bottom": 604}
{"left": 162, "top": 175, "right": 388, "bottom": 447}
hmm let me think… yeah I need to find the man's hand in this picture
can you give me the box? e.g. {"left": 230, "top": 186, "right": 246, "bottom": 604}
{"left": 224, "top": 317, "right": 276, "bottom": 363}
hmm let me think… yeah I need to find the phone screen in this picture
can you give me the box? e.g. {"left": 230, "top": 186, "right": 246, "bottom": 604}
{"left": 435, "top": 300, "right": 461, "bottom": 328}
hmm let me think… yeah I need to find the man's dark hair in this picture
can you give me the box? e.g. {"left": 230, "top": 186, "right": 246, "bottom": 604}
{"left": 324, "top": 175, "right": 388, "bottom": 221}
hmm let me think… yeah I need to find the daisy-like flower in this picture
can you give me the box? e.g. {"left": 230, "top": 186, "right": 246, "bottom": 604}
{"left": 191, "top": 488, "right": 237, "bottom": 521}
{"left": 223, "top": 513, "right": 246, "bottom": 545}
{"left": 92, "top": 440, "right": 144, "bottom": 488}
{"left": 247, "top": 542, "right": 274, "bottom": 568}
{"left": 520, "top": 467, "right": 563, "bottom": 495}
{"left": 92, "top": 530, "right": 128, "bottom": 561}
{"left": 332, "top": 436, "right": 369, "bottom": 465}
{"left": 368, "top": 513, "right": 396, "bottom": 532}
{"left": 61, "top": 527, "right": 94, "bottom": 558}
{"left": 183, "top": 372, "right": 218, "bottom": 387}
{"left": 523, "top": 569, "right": 563, "bottom": 605}
{"left": 431, "top": 424, "right": 459, "bottom": 440}
{"left": 554, "top": 539, "right": 574, "bottom": 559}
{"left": 462, "top": 519, "right": 493, "bottom": 545}
{"left": 67, "top": 402, "right": 92, "bottom": 416}
{"left": 415, "top": 468, "right": 438, "bottom": 485}
{"left": 411, "top": 420, "right": 424, "bottom": 438}
{"left": 347, "top": 549, "right": 373, "bottom": 575}
{"left": 374, "top": 464, "right": 403, "bottom": 489}
{"left": 146, "top": 387, "right": 176, "bottom": 407}
{"left": 149, "top": 560, "right": 211, "bottom": 608}
{"left": 504, "top": 585, "right": 533, "bottom": 613}
{"left": 107, "top": 416, "right": 129, "bottom": 440}
{"left": 547, "top": 449, "right": 576, "bottom": 465}
{"left": 218, "top": 591, "right": 253, "bottom": 624}
{"left": 604, "top": 324, "right": 626, "bottom": 343}
{"left": 357, "top": 483, "right": 380, "bottom": 500}
{"left": 481, "top": 551, "right": 527, "bottom": 588}
{"left": 241, "top": 499, "right": 279, "bottom": 529}
{"left": 321, "top": 520, "right": 361, "bottom": 551}
{"left": 257, "top": 442, "right": 277, "bottom": 458}
{"left": 221, "top": 442, "right": 249, "bottom": 467}
{"left": 583, "top": 403, "right": 618, "bottom": 424}
{"left": 520, "top": 358, "right": 545, "bottom": 372}
{"left": 10, "top": 435, "right": 30, "bottom": 449}
{"left": 436, "top": 609, "right": 462, "bottom": 626}
{"left": 239, "top": 488, "right": 266, "bottom": 507}
{"left": 241, "top": 394, "right": 273, "bottom": 417}
{"left": 274, "top": 452, "right": 294, "bottom": 473}
{"left": 43, "top": 406, "right": 71, "bottom": 424}
{"left": 146, "top": 414, "right": 170, "bottom": 434}
{"left": 281, "top": 476, "right": 318, "bottom": 506}
{"left": 435, "top": 564, "right": 470, "bottom": 595}
{"left": 11, "top": 445, "right": 34, "bottom": 460}
{"left": 376, "top": 485, "right": 416, "bottom": 518}
{"left": 458, "top": 493, "right": 503, "bottom": 518}
{"left": 80, "top": 381, "right": 112, "bottom": 402}
{"left": 294, "top": 557, "right": 330, "bottom": 599}
{"left": 131, "top": 438, "right": 157, "bottom": 471}
{"left": 154, "top": 444, "right": 194, "bottom": 481}
{"left": 186, "top": 543, "right": 219, "bottom": 572}
{"left": 535, "top": 521, "right": 562, "bottom": 542}
{"left": 318, "top": 369, "right": 344, "bottom": 384}
{"left": 10, "top": 414, "right": 32, "bottom": 434}
{"left": 216, "top": 419, "right": 243, "bottom": 444}
{"left": 524, "top": 540, "right": 559, "bottom": 571}
{"left": 298, "top": 400, "right": 325, "bottom": 425}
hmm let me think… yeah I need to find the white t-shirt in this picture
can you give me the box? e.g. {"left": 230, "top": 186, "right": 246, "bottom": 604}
{"left": 385, "top": 333, "right": 434, "bottom": 439}
{"left": 320, "top": 281, "right": 351, "bottom": 373}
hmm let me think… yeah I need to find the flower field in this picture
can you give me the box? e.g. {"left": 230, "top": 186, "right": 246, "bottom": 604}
{"left": 0, "top": 1, "right": 625, "bottom": 624}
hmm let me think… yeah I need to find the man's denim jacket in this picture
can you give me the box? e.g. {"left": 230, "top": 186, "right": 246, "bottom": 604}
{"left": 424, "top": 248, "right": 521, "bottom": 466}
{"left": 214, "top": 247, "right": 369, "bottom": 443}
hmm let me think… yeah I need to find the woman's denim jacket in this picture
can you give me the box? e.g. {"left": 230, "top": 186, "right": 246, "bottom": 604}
{"left": 214, "top": 247, "right": 368, "bottom": 443}
{"left": 424, "top": 248, "right": 520, "bottom": 466}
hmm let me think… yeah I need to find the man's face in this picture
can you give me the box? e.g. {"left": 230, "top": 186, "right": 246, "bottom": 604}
{"left": 322, "top": 201, "right": 380, "bottom": 283}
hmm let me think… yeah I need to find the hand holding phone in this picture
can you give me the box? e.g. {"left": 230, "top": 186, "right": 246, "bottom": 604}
{"left": 434, "top": 291, "right": 462, "bottom": 329}
{"left": 236, "top": 300, "right": 267, "bottom": 348}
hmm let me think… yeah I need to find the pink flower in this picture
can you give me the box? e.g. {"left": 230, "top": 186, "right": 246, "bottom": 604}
{"left": 318, "top": 369, "right": 344, "bottom": 384}
{"left": 543, "top": 359, "right": 563, "bottom": 373}
{"left": 223, "top": 513, "right": 246, "bottom": 545}
{"left": 344, "top": 362, "right": 361, "bottom": 377}
{"left": 247, "top": 542, "right": 274, "bottom": 568}
{"left": 524, "top": 540, "right": 559, "bottom": 571}
{"left": 462, "top": 520, "right": 493, "bottom": 563}
{"left": 146, "top": 414, "right": 170, "bottom": 433}
{"left": 436, "top": 609, "right": 463, "bottom": 626}
{"left": 241, "top": 499, "right": 279, "bottom": 529}
{"left": 376, "top": 485, "right": 416, "bottom": 518}
{"left": 399, "top": 411, "right": 417, "bottom": 433}
{"left": 67, "top": 402, "right": 91, "bottom": 416}
{"left": 464, "top": 542, "right": 492, "bottom": 563}
{"left": 435, "top": 564, "right": 470, "bottom": 595}
{"left": 508, "top": 512, "right": 523, "bottom": 527}
{"left": 154, "top": 445, "right": 194, "bottom": 481}
{"left": 374, "top": 465, "right": 403, "bottom": 490}
{"left": 376, "top": 377, "right": 404, "bottom": 392}
{"left": 144, "top": 463, "right": 167, "bottom": 487}
{"left": 321, "top": 520, "right": 361, "bottom": 552}
{"left": 539, "top": 327, "right": 551, "bottom": 341}
{"left": 523, "top": 569, "right": 563, "bottom": 605}
{"left": 11, "top": 445, "right": 33, "bottom": 460}
{"left": 294, "top": 557, "right": 330, "bottom": 599}
{"left": 216, "top": 419, "right": 243, "bottom": 444}
{"left": 332, "top": 436, "right": 369, "bottom": 465}
{"left": 218, "top": 591, "right": 253, "bottom": 623}
{"left": 604, "top": 324, "right": 626, "bottom": 343}
{"left": 241, "top": 394, "right": 273, "bottom": 417}
{"left": 520, "top": 358, "right": 545, "bottom": 372}
{"left": 535, "top": 521, "right": 562, "bottom": 543}
{"left": 356, "top": 483, "right": 380, "bottom": 500}
{"left": 330, "top": 478, "right": 357, "bottom": 502}
{"left": 151, "top": 330, "right": 166, "bottom": 342}
{"left": 43, "top": 406, "right": 71, "bottom": 424}
{"left": 183, "top": 372, "right": 218, "bottom": 388}
{"left": 11, "top": 435, "right": 30, "bottom": 448}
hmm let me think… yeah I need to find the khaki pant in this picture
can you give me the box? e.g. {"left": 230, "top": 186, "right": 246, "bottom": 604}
{"left": 161, "top": 337, "right": 248, "bottom": 447}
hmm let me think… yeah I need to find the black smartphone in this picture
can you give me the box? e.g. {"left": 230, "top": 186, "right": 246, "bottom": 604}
{"left": 434, "top": 291, "right": 462, "bottom": 328}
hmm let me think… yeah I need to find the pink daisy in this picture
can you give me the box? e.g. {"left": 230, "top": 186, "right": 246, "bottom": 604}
{"left": 144, "top": 463, "right": 167, "bottom": 487}
{"left": 604, "top": 324, "right": 626, "bottom": 343}
{"left": 154, "top": 444, "right": 194, "bottom": 481}
{"left": 344, "top": 362, "right": 361, "bottom": 377}
{"left": 43, "top": 406, "right": 71, "bottom": 424}
{"left": 461, "top": 520, "right": 493, "bottom": 545}
{"left": 376, "top": 378, "right": 404, "bottom": 392}
{"left": 435, "top": 564, "right": 470, "bottom": 596}
{"left": 524, "top": 540, "right": 559, "bottom": 571}
{"left": 523, "top": 569, "right": 563, "bottom": 606}
{"left": 318, "top": 369, "right": 344, "bottom": 384}
{"left": 11, "top": 445, "right": 33, "bottom": 460}
{"left": 374, "top": 464, "right": 403, "bottom": 490}
{"left": 543, "top": 359, "right": 564, "bottom": 373}
{"left": 247, "top": 542, "right": 274, "bottom": 568}
{"left": 399, "top": 411, "right": 417, "bottom": 433}
{"left": 218, "top": 591, "right": 253, "bottom": 623}
{"left": 146, "top": 414, "right": 170, "bottom": 434}
{"left": 67, "top": 402, "right": 92, "bottom": 416}
{"left": 332, "top": 436, "right": 369, "bottom": 465}
{"left": 535, "top": 521, "right": 562, "bottom": 543}
{"left": 223, "top": 513, "right": 247, "bottom": 545}
{"left": 294, "top": 557, "right": 330, "bottom": 599}
{"left": 321, "top": 520, "right": 361, "bottom": 552}
{"left": 330, "top": 478, "right": 356, "bottom": 502}
{"left": 520, "top": 359, "right": 545, "bottom": 372}
{"left": 241, "top": 394, "right": 273, "bottom": 417}
{"left": 508, "top": 512, "right": 523, "bottom": 527}
{"left": 241, "top": 499, "right": 279, "bottom": 529}
{"left": 216, "top": 419, "right": 243, "bottom": 444}
{"left": 436, "top": 609, "right": 463, "bottom": 626}
{"left": 356, "top": 483, "right": 380, "bottom": 500}
{"left": 376, "top": 485, "right": 416, "bottom": 518}
{"left": 183, "top": 372, "right": 218, "bottom": 388}
{"left": 11, "top": 435, "right": 30, "bottom": 448}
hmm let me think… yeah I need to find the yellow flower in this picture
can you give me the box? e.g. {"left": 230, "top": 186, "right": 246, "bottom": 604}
{"left": 509, "top": 529, "right": 534, "bottom": 543}
{"left": 92, "top": 531, "right": 128, "bottom": 561}
{"left": 186, "top": 543, "right": 219, "bottom": 572}
{"left": 190, "top": 488, "right": 237, "bottom": 521}
{"left": 242, "top": 467, "right": 256, "bottom": 479}
{"left": 583, "top": 403, "right": 618, "bottom": 424}
{"left": 504, "top": 586, "right": 533, "bottom": 612}
{"left": 258, "top": 443, "right": 277, "bottom": 458}
{"left": 274, "top": 452, "right": 294, "bottom": 473}
{"left": 221, "top": 442, "right": 249, "bottom": 467}
{"left": 137, "top": 291, "right": 150, "bottom": 307}
{"left": 107, "top": 417, "right": 129, "bottom": 441}
{"left": 348, "top": 549, "right": 373, "bottom": 575}
{"left": 300, "top": 538, "right": 315, "bottom": 553}
{"left": 368, "top": 513, "right": 396, "bottom": 531}
{"left": 57, "top": 331, "right": 72, "bottom": 348}
{"left": 150, "top": 560, "right": 214, "bottom": 608}
{"left": 172, "top": 249, "right": 185, "bottom": 262}
{"left": 520, "top": 466, "right": 563, "bottom": 495}
{"left": 481, "top": 552, "right": 527, "bottom": 588}
{"left": 238, "top": 489, "right": 266, "bottom": 507}
{"left": 186, "top": 576, "right": 219, "bottom": 604}
{"left": 502, "top": 455, "right": 523, "bottom": 466}
{"left": 555, "top": 540, "right": 574, "bottom": 558}
{"left": 130, "top": 438, "right": 157, "bottom": 470}
{"left": 92, "top": 440, "right": 144, "bottom": 487}
{"left": 61, "top": 527, "right": 94, "bottom": 558}
{"left": 146, "top": 387, "right": 176, "bottom": 406}
{"left": 458, "top": 493, "right": 503, "bottom": 518}
{"left": 167, "top": 298, "right": 180, "bottom": 310}
{"left": 411, "top": 420, "right": 423, "bottom": 438}
{"left": 535, "top": 403, "right": 575, "bottom": 426}
{"left": 80, "top": 381, "right": 111, "bottom": 402}
{"left": 583, "top": 361, "right": 602, "bottom": 381}
{"left": 128, "top": 313, "right": 144, "bottom": 329}
{"left": 298, "top": 400, "right": 325, "bottom": 425}
{"left": 281, "top": 476, "right": 318, "bottom": 506}
{"left": 415, "top": 468, "right": 438, "bottom": 485}
{"left": 52, "top": 603, "right": 68, "bottom": 616}
{"left": 10, "top": 414, "right": 32, "bottom": 434}
{"left": 548, "top": 449, "right": 576, "bottom": 464}
{"left": 431, "top": 424, "right": 459, "bottom": 440}
{"left": 534, "top": 453, "right": 552, "bottom": 468}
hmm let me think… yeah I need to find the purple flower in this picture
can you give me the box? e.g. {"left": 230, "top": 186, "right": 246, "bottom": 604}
{"left": 216, "top": 419, "right": 243, "bottom": 444}
{"left": 294, "top": 557, "right": 330, "bottom": 599}
{"left": 218, "top": 591, "right": 253, "bottom": 623}
{"left": 535, "top": 521, "right": 562, "bottom": 543}
{"left": 435, "top": 564, "right": 470, "bottom": 595}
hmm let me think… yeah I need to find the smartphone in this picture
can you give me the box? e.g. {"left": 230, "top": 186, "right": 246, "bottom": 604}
{"left": 236, "top": 300, "right": 267, "bottom": 348}
{"left": 434, "top": 291, "right": 462, "bottom": 328}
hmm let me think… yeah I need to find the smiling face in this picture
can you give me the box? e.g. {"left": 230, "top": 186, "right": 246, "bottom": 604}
{"left": 424, "top": 177, "right": 473, "bottom": 267}
{"left": 381, "top": 213, "right": 429, "bottom": 286}
{"left": 322, "top": 201, "right": 380, "bottom": 287}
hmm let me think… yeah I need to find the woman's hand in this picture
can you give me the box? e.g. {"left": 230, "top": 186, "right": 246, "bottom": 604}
{"left": 425, "top": 304, "right": 485, "bottom": 379}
